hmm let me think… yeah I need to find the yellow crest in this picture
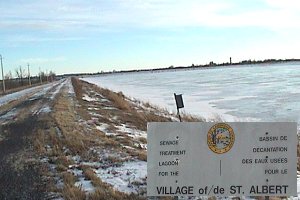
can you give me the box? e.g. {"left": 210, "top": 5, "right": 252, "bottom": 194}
{"left": 207, "top": 123, "right": 235, "bottom": 154}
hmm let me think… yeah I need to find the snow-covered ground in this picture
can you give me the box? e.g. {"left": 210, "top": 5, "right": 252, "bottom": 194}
{"left": 95, "top": 161, "right": 147, "bottom": 194}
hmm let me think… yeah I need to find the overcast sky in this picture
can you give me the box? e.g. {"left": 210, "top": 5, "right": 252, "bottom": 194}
{"left": 0, "top": 0, "right": 300, "bottom": 75}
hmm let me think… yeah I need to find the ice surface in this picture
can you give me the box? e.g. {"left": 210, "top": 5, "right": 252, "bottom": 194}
{"left": 82, "top": 63, "right": 300, "bottom": 125}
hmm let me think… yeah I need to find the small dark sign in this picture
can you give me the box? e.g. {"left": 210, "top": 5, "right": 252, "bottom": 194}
{"left": 174, "top": 93, "right": 184, "bottom": 109}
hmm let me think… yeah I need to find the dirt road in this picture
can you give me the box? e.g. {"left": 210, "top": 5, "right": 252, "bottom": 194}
{"left": 0, "top": 79, "right": 66, "bottom": 199}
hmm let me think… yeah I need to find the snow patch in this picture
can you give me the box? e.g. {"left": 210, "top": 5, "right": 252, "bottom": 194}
{"left": 50, "top": 80, "right": 66, "bottom": 100}
{"left": 116, "top": 124, "right": 147, "bottom": 138}
{"left": 55, "top": 127, "right": 62, "bottom": 138}
{"left": 134, "top": 143, "right": 147, "bottom": 150}
{"left": 71, "top": 155, "right": 82, "bottom": 164}
{"left": 89, "top": 112, "right": 102, "bottom": 117}
{"left": 96, "top": 124, "right": 109, "bottom": 132}
{"left": 0, "top": 108, "right": 18, "bottom": 121}
{"left": 88, "top": 107, "right": 99, "bottom": 111}
{"left": 66, "top": 78, "right": 75, "bottom": 96}
{"left": 121, "top": 145, "right": 135, "bottom": 150}
{"left": 100, "top": 99, "right": 110, "bottom": 103}
{"left": 102, "top": 106, "right": 118, "bottom": 110}
{"left": 0, "top": 82, "right": 54, "bottom": 107}
{"left": 75, "top": 178, "right": 95, "bottom": 193}
{"left": 82, "top": 94, "right": 98, "bottom": 102}
{"left": 36, "top": 105, "right": 52, "bottom": 115}
{"left": 95, "top": 160, "right": 147, "bottom": 194}
{"left": 96, "top": 124, "right": 116, "bottom": 136}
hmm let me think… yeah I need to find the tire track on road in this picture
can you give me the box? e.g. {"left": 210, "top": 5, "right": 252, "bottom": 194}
{"left": 0, "top": 80, "right": 65, "bottom": 125}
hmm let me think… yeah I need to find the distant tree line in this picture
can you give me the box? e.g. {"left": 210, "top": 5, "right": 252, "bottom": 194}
{"left": 58, "top": 58, "right": 300, "bottom": 79}
{"left": 1, "top": 66, "right": 56, "bottom": 92}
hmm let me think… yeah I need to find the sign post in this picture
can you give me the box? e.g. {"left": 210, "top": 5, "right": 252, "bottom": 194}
{"left": 147, "top": 122, "right": 297, "bottom": 197}
{"left": 174, "top": 93, "right": 184, "bottom": 122}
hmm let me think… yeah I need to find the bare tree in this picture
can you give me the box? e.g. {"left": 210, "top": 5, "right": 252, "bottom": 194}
{"left": 15, "top": 66, "right": 25, "bottom": 86}
{"left": 48, "top": 70, "right": 56, "bottom": 82}
{"left": 5, "top": 70, "right": 12, "bottom": 80}
{"left": 39, "top": 71, "right": 46, "bottom": 83}
{"left": 4, "top": 70, "right": 13, "bottom": 90}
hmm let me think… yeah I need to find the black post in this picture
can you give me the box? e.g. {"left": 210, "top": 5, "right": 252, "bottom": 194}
{"left": 177, "top": 108, "right": 182, "bottom": 122}
{"left": 174, "top": 93, "right": 184, "bottom": 122}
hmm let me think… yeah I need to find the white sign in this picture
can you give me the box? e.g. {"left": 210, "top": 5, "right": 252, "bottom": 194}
{"left": 147, "top": 122, "right": 297, "bottom": 197}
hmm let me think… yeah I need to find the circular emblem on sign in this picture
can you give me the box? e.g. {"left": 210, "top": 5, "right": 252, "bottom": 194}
{"left": 207, "top": 123, "right": 235, "bottom": 154}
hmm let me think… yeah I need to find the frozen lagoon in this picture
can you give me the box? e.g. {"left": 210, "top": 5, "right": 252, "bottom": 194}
{"left": 83, "top": 63, "right": 300, "bottom": 198}
{"left": 83, "top": 63, "right": 300, "bottom": 124}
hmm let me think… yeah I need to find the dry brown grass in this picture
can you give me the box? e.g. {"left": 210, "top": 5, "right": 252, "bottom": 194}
{"left": 61, "top": 172, "right": 86, "bottom": 200}
{"left": 56, "top": 156, "right": 73, "bottom": 171}
{"left": 88, "top": 189, "right": 120, "bottom": 200}
{"left": 100, "top": 88, "right": 131, "bottom": 111}
{"left": 83, "top": 167, "right": 102, "bottom": 187}
{"left": 62, "top": 184, "right": 86, "bottom": 200}
{"left": 181, "top": 113, "right": 204, "bottom": 122}
{"left": 102, "top": 136, "right": 119, "bottom": 147}
{"left": 77, "top": 78, "right": 174, "bottom": 132}
{"left": 137, "top": 137, "right": 147, "bottom": 144}
{"left": 52, "top": 86, "right": 90, "bottom": 155}
{"left": 71, "top": 77, "right": 83, "bottom": 100}
{"left": 115, "top": 135, "right": 133, "bottom": 146}
{"left": 81, "top": 166, "right": 143, "bottom": 200}
{"left": 63, "top": 172, "right": 76, "bottom": 186}
{"left": 92, "top": 189, "right": 140, "bottom": 200}
{"left": 107, "top": 155, "right": 123, "bottom": 163}
{"left": 33, "top": 129, "right": 47, "bottom": 154}
{"left": 137, "top": 151, "right": 147, "bottom": 161}
{"left": 88, "top": 186, "right": 142, "bottom": 200}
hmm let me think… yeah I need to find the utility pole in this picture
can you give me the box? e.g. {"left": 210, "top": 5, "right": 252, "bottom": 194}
{"left": 27, "top": 63, "right": 31, "bottom": 86}
{"left": 39, "top": 67, "right": 42, "bottom": 84}
{"left": 0, "top": 54, "right": 6, "bottom": 94}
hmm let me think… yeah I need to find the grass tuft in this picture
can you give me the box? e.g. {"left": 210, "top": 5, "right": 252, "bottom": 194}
{"left": 62, "top": 184, "right": 86, "bottom": 200}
